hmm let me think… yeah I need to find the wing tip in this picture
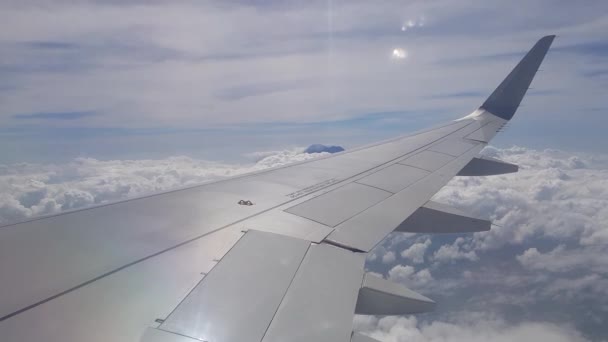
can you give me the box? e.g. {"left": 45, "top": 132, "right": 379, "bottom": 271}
{"left": 541, "top": 34, "right": 557, "bottom": 41}
{"left": 536, "top": 34, "right": 556, "bottom": 51}
{"left": 480, "top": 35, "right": 556, "bottom": 121}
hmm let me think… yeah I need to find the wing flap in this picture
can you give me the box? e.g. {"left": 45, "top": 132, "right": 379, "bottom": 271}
{"left": 158, "top": 230, "right": 310, "bottom": 342}
{"left": 355, "top": 273, "right": 435, "bottom": 315}
{"left": 261, "top": 243, "right": 365, "bottom": 342}
{"left": 352, "top": 333, "right": 382, "bottom": 342}
{"left": 141, "top": 328, "right": 199, "bottom": 342}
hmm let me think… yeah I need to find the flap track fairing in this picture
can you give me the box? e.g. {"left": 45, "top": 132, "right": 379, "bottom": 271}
{"left": 395, "top": 201, "right": 491, "bottom": 234}
{"left": 457, "top": 156, "right": 518, "bottom": 176}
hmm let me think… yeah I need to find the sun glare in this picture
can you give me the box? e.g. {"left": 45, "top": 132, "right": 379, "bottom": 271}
{"left": 391, "top": 48, "right": 407, "bottom": 59}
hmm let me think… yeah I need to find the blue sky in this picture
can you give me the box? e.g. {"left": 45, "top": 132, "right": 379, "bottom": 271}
{"left": 0, "top": 0, "right": 607, "bottom": 162}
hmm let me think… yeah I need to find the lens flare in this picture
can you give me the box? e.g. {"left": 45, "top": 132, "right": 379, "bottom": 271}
{"left": 391, "top": 48, "right": 407, "bottom": 59}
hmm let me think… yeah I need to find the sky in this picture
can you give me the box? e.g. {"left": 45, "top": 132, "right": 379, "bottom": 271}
{"left": 0, "top": 0, "right": 607, "bottom": 163}
{"left": 1, "top": 0, "right": 607, "bottom": 341}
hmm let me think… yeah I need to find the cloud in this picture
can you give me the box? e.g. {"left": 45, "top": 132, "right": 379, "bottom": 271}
{"left": 400, "top": 239, "right": 431, "bottom": 264}
{"left": 353, "top": 315, "right": 589, "bottom": 342}
{"left": 432, "top": 146, "right": 608, "bottom": 250}
{"left": 517, "top": 245, "right": 608, "bottom": 275}
{"left": 12, "top": 111, "right": 97, "bottom": 120}
{"left": 215, "top": 79, "right": 315, "bottom": 101}
{"left": 382, "top": 251, "right": 396, "bottom": 264}
{"left": 432, "top": 237, "right": 478, "bottom": 264}
{"left": 365, "top": 146, "right": 608, "bottom": 338}
{"left": 387, "top": 265, "right": 434, "bottom": 289}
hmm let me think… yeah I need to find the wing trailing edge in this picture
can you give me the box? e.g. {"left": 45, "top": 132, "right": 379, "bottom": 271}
{"left": 352, "top": 332, "right": 382, "bottom": 342}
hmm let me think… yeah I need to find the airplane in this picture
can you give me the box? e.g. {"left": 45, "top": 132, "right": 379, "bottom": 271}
{"left": 0, "top": 35, "right": 555, "bottom": 342}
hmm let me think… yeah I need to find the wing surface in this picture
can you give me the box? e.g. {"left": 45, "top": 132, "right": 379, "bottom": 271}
{"left": 0, "top": 36, "right": 554, "bottom": 342}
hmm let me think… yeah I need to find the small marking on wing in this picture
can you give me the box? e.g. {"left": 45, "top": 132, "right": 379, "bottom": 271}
{"left": 285, "top": 178, "right": 340, "bottom": 199}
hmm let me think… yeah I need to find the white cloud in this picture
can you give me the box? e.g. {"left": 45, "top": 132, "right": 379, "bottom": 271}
{"left": 433, "top": 146, "right": 608, "bottom": 250}
{"left": 388, "top": 264, "right": 415, "bottom": 281}
{"left": 382, "top": 251, "right": 397, "bottom": 264}
{"left": 388, "top": 265, "right": 434, "bottom": 289}
{"left": 365, "top": 147, "right": 608, "bottom": 338}
{"left": 400, "top": 239, "right": 431, "bottom": 264}
{"left": 544, "top": 274, "right": 608, "bottom": 300}
{"left": 517, "top": 245, "right": 608, "bottom": 275}
{"left": 353, "top": 315, "right": 589, "bottom": 342}
{"left": 432, "top": 237, "right": 478, "bottom": 264}
{"left": 367, "top": 252, "right": 379, "bottom": 262}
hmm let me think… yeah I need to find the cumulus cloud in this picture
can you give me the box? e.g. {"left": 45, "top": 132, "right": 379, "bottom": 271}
{"left": 432, "top": 237, "right": 478, "bottom": 264}
{"left": 433, "top": 146, "right": 608, "bottom": 250}
{"left": 400, "top": 239, "right": 431, "bottom": 264}
{"left": 365, "top": 146, "right": 608, "bottom": 339}
{"left": 353, "top": 315, "right": 589, "bottom": 342}
{"left": 388, "top": 265, "right": 434, "bottom": 289}
{"left": 382, "top": 251, "right": 397, "bottom": 264}
{"left": 517, "top": 245, "right": 608, "bottom": 275}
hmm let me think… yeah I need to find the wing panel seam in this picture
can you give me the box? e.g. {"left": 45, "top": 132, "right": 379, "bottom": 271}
{"left": 258, "top": 243, "right": 312, "bottom": 342}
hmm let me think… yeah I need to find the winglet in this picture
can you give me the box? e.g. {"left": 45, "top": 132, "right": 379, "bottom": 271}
{"left": 480, "top": 35, "right": 555, "bottom": 120}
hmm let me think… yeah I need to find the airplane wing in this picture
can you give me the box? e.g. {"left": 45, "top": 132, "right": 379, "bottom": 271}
{"left": 0, "top": 36, "right": 555, "bottom": 342}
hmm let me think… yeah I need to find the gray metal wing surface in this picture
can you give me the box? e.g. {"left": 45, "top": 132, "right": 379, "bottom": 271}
{"left": 0, "top": 36, "right": 555, "bottom": 342}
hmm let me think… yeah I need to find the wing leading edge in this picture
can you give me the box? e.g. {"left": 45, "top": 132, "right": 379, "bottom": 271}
{"left": 0, "top": 36, "right": 555, "bottom": 342}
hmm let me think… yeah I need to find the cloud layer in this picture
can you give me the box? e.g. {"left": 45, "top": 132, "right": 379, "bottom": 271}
{"left": 364, "top": 146, "right": 608, "bottom": 340}
{"left": 1, "top": 145, "right": 606, "bottom": 339}
{"left": 354, "top": 315, "right": 589, "bottom": 342}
